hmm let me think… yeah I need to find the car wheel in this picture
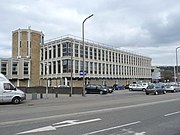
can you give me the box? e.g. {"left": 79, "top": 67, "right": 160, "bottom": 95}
{"left": 163, "top": 91, "right": 166, "bottom": 94}
{"left": 129, "top": 88, "right": 132, "bottom": 91}
{"left": 173, "top": 90, "right": 176, "bottom": 93}
{"left": 142, "top": 88, "right": 146, "bottom": 92}
{"left": 100, "top": 91, "right": 103, "bottom": 95}
{"left": 146, "top": 92, "right": 149, "bottom": 95}
{"left": 12, "top": 97, "right": 21, "bottom": 104}
{"left": 154, "top": 91, "right": 158, "bottom": 95}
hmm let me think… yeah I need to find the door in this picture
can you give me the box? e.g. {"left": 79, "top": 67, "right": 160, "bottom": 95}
{"left": 2, "top": 83, "right": 16, "bottom": 102}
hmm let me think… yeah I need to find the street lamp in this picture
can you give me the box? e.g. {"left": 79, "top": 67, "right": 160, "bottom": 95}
{"left": 176, "top": 47, "right": 180, "bottom": 83}
{"left": 82, "top": 14, "right": 93, "bottom": 96}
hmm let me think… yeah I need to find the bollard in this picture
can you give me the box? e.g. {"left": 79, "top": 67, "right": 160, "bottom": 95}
{"left": 55, "top": 93, "right": 58, "bottom": 98}
{"left": 32, "top": 93, "right": 37, "bottom": 100}
{"left": 40, "top": 93, "right": 43, "bottom": 99}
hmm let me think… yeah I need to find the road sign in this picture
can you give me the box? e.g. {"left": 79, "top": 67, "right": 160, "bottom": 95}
{"left": 80, "top": 70, "right": 86, "bottom": 76}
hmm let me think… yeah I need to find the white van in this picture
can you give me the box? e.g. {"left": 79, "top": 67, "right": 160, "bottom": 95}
{"left": 0, "top": 74, "right": 26, "bottom": 104}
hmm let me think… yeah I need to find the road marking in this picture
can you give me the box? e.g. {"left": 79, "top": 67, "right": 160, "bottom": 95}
{"left": 16, "top": 118, "right": 101, "bottom": 135}
{"left": 82, "top": 121, "right": 141, "bottom": 135}
{"left": 164, "top": 111, "right": 180, "bottom": 117}
{"left": 1, "top": 98, "right": 180, "bottom": 126}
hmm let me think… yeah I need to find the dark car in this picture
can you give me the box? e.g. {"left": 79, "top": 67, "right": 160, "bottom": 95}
{"left": 85, "top": 84, "right": 108, "bottom": 94}
{"left": 145, "top": 84, "right": 166, "bottom": 95}
{"left": 103, "top": 85, "right": 114, "bottom": 93}
{"left": 113, "top": 84, "right": 125, "bottom": 90}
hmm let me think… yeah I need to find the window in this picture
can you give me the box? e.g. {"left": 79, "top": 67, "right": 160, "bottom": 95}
{"left": 53, "top": 46, "right": 56, "bottom": 58}
{"left": 94, "top": 48, "right": 97, "bottom": 60}
{"left": 63, "top": 42, "right": 72, "bottom": 56}
{"left": 41, "top": 49, "right": 43, "bottom": 60}
{"left": 58, "top": 60, "right": 61, "bottom": 73}
{"left": 98, "top": 49, "right": 101, "bottom": 60}
{"left": 90, "top": 62, "right": 93, "bottom": 74}
{"left": 102, "top": 50, "right": 105, "bottom": 61}
{"left": 106, "top": 64, "right": 108, "bottom": 74}
{"left": 90, "top": 47, "right": 93, "bottom": 59}
{"left": 49, "top": 49, "right": 52, "bottom": 59}
{"left": 109, "top": 52, "right": 111, "bottom": 62}
{"left": 94, "top": 63, "right": 97, "bottom": 74}
{"left": 45, "top": 48, "right": 47, "bottom": 60}
{"left": 99, "top": 63, "right": 101, "bottom": 74}
{"left": 102, "top": 63, "right": 105, "bottom": 74}
{"left": 85, "top": 46, "right": 88, "bottom": 58}
{"left": 4, "top": 83, "right": 15, "bottom": 90}
{"left": 75, "top": 44, "right": 79, "bottom": 57}
{"left": 24, "top": 62, "right": 29, "bottom": 75}
{"left": 53, "top": 61, "right": 56, "bottom": 74}
{"left": 85, "top": 61, "right": 88, "bottom": 73}
{"left": 75, "top": 60, "right": 79, "bottom": 73}
{"left": 12, "top": 63, "right": 18, "bottom": 75}
{"left": 106, "top": 51, "right": 108, "bottom": 61}
{"left": 80, "top": 45, "right": 83, "bottom": 58}
{"left": 1, "top": 63, "right": 7, "bottom": 75}
{"left": 57, "top": 44, "right": 60, "bottom": 57}
{"left": 62, "top": 59, "right": 72, "bottom": 73}
{"left": 112, "top": 53, "right": 114, "bottom": 62}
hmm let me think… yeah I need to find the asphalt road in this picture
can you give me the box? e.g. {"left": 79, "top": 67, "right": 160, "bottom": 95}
{"left": 0, "top": 90, "right": 180, "bottom": 135}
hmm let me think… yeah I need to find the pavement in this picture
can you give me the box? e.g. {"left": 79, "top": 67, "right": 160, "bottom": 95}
{"left": 24, "top": 90, "right": 144, "bottom": 106}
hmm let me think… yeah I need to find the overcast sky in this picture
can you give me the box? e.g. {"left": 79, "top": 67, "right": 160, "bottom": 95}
{"left": 1, "top": 0, "right": 180, "bottom": 66}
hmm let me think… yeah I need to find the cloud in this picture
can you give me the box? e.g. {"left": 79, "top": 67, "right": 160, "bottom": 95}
{"left": 1, "top": 0, "right": 180, "bottom": 66}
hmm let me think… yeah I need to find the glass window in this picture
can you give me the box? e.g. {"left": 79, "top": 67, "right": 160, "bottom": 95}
{"left": 98, "top": 49, "right": 101, "bottom": 60}
{"left": 63, "top": 42, "right": 72, "bottom": 56}
{"left": 49, "top": 49, "right": 52, "bottom": 59}
{"left": 94, "top": 48, "right": 97, "bottom": 60}
{"left": 58, "top": 60, "right": 61, "bottom": 73}
{"left": 90, "top": 62, "right": 93, "bottom": 74}
{"left": 102, "top": 50, "right": 104, "bottom": 61}
{"left": 75, "top": 44, "right": 79, "bottom": 57}
{"left": 75, "top": 60, "right": 79, "bottom": 73}
{"left": 1, "top": 63, "right": 7, "bottom": 75}
{"left": 94, "top": 62, "right": 97, "bottom": 74}
{"left": 109, "top": 52, "right": 111, "bottom": 62}
{"left": 85, "top": 46, "right": 88, "bottom": 58}
{"left": 4, "top": 83, "right": 15, "bottom": 90}
{"left": 90, "top": 47, "right": 93, "bottom": 59}
{"left": 53, "top": 46, "right": 56, "bottom": 58}
{"left": 106, "top": 64, "right": 108, "bottom": 74}
{"left": 24, "top": 62, "right": 29, "bottom": 75}
{"left": 12, "top": 63, "right": 18, "bottom": 75}
{"left": 106, "top": 51, "right": 108, "bottom": 61}
{"left": 53, "top": 61, "right": 56, "bottom": 74}
{"left": 45, "top": 48, "right": 47, "bottom": 60}
{"left": 99, "top": 63, "right": 101, "bottom": 74}
{"left": 80, "top": 45, "right": 83, "bottom": 58}
{"left": 57, "top": 44, "right": 60, "bottom": 57}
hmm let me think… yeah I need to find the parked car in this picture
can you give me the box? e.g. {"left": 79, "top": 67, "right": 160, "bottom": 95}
{"left": 164, "top": 84, "right": 180, "bottom": 92}
{"left": 113, "top": 84, "right": 125, "bottom": 90}
{"left": 85, "top": 84, "right": 108, "bottom": 94}
{"left": 129, "top": 84, "right": 147, "bottom": 91}
{"left": 104, "top": 85, "right": 114, "bottom": 93}
{"left": 145, "top": 84, "right": 166, "bottom": 95}
{"left": 58, "top": 85, "right": 70, "bottom": 88}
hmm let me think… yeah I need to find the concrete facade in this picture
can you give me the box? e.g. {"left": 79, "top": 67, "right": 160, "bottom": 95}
{"left": 0, "top": 28, "right": 152, "bottom": 87}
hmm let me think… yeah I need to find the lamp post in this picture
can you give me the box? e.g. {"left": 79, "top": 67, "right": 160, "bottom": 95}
{"left": 176, "top": 47, "right": 180, "bottom": 83}
{"left": 82, "top": 14, "right": 93, "bottom": 96}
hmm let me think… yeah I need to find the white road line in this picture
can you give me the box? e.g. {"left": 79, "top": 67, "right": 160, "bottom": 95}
{"left": 82, "top": 121, "right": 141, "bottom": 135}
{"left": 1, "top": 98, "right": 180, "bottom": 125}
{"left": 164, "top": 111, "right": 180, "bottom": 117}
